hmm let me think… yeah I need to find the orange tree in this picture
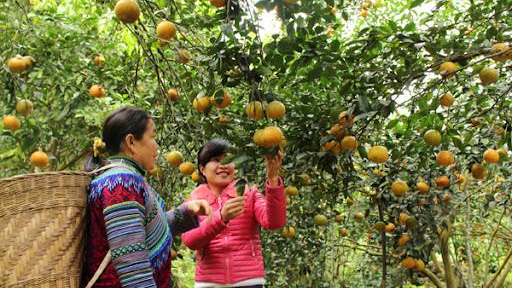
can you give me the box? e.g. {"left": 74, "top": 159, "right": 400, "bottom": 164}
{"left": 1, "top": 0, "right": 511, "bottom": 287}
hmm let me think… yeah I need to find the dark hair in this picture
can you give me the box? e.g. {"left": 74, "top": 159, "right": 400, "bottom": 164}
{"left": 83, "top": 106, "right": 151, "bottom": 172}
{"left": 102, "top": 107, "right": 151, "bottom": 155}
{"left": 197, "top": 138, "right": 231, "bottom": 177}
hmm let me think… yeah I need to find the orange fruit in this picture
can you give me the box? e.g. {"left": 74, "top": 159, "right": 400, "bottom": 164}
{"left": 479, "top": 67, "right": 498, "bottom": 85}
{"left": 193, "top": 96, "right": 211, "bottom": 113}
{"left": 483, "top": 149, "right": 500, "bottom": 164}
{"left": 286, "top": 196, "right": 291, "bottom": 205}
{"left": 456, "top": 173, "right": 465, "bottom": 184}
{"left": 338, "top": 110, "right": 355, "bottom": 126}
{"left": 282, "top": 226, "right": 296, "bottom": 238}
{"left": 254, "top": 126, "right": 284, "bottom": 148}
{"left": 266, "top": 100, "right": 286, "bottom": 119}
{"left": 340, "top": 135, "right": 357, "bottom": 150}
{"left": 218, "top": 114, "right": 228, "bottom": 124}
{"left": 424, "top": 129, "right": 441, "bottom": 146}
{"left": 89, "top": 85, "right": 105, "bottom": 98}
{"left": 16, "top": 99, "right": 33, "bottom": 117}
{"left": 30, "top": 150, "right": 49, "bottom": 167}
{"left": 339, "top": 227, "right": 349, "bottom": 237}
{"left": 156, "top": 20, "right": 176, "bottom": 40}
{"left": 328, "top": 124, "right": 342, "bottom": 137}
{"left": 3, "top": 115, "right": 21, "bottom": 131}
{"left": 398, "top": 234, "right": 410, "bottom": 246}
{"left": 439, "top": 92, "right": 455, "bottom": 107}
{"left": 7, "top": 56, "right": 27, "bottom": 73}
{"left": 398, "top": 212, "right": 409, "bottom": 225}
{"left": 327, "top": 27, "right": 335, "bottom": 37}
{"left": 313, "top": 214, "right": 328, "bottom": 226}
{"left": 210, "top": 0, "right": 225, "bottom": 7}
{"left": 491, "top": 43, "right": 510, "bottom": 61}
{"left": 93, "top": 54, "right": 105, "bottom": 66}
{"left": 374, "top": 221, "right": 386, "bottom": 232}
{"left": 402, "top": 257, "right": 416, "bottom": 269}
{"left": 436, "top": 150, "right": 455, "bottom": 166}
{"left": 210, "top": 92, "right": 232, "bottom": 109}
{"left": 442, "top": 193, "right": 452, "bottom": 203}
{"left": 176, "top": 49, "right": 191, "bottom": 64}
{"left": 179, "top": 162, "right": 195, "bottom": 175}
{"left": 166, "top": 151, "right": 184, "bottom": 167}
{"left": 435, "top": 176, "right": 450, "bottom": 189}
{"left": 114, "top": 0, "right": 140, "bottom": 24}
{"left": 191, "top": 172, "right": 202, "bottom": 182}
{"left": 335, "top": 214, "right": 344, "bottom": 222}
{"left": 439, "top": 61, "right": 457, "bottom": 78}
{"left": 391, "top": 179, "right": 409, "bottom": 197}
{"left": 246, "top": 101, "right": 264, "bottom": 120}
{"left": 416, "top": 181, "right": 429, "bottom": 194}
{"left": 368, "top": 145, "right": 388, "bottom": 163}
{"left": 354, "top": 212, "right": 364, "bottom": 222}
{"left": 385, "top": 223, "right": 395, "bottom": 233}
{"left": 361, "top": 1, "right": 371, "bottom": 9}
{"left": 471, "top": 163, "right": 485, "bottom": 180}
{"left": 167, "top": 88, "right": 179, "bottom": 101}
{"left": 414, "top": 259, "right": 426, "bottom": 271}
{"left": 360, "top": 9, "right": 368, "bottom": 18}
{"left": 285, "top": 186, "right": 298, "bottom": 196}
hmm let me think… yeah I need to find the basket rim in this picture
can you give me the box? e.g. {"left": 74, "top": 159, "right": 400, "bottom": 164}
{"left": 0, "top": 171, "right": 92, "bottom": 183}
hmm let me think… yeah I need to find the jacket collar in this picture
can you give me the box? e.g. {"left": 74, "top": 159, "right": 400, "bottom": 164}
{"left": 192, "top": 180, "right": 239, "bottom": 204}
{"left": 108, "top": 155, "right": 146, "bottom": 176}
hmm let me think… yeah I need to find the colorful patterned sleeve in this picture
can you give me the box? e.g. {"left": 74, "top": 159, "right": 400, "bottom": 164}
{"left": 167, "top": 203, "right": 199, "bottom": 235}
{"left": 101, "top": 174, "right": 157, "bottom": 288}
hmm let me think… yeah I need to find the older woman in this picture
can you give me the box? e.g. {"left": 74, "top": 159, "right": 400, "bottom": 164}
{"left": 182, "top": 138, "right": 286, "bottom": 288}
{"left": 82, "top": 107, "right": 211, "bottom": 288}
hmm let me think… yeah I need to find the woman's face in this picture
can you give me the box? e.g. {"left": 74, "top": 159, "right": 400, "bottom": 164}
{"left": 131, "top": 119, "right": 159, "bottom": 172}
{"left": 200, "top": 154, "right": 235, "bottom": 188}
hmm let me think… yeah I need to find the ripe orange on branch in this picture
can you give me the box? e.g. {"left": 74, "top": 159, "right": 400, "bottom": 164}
{"left": 114, "top": 0, "right": 140, "bottom": 24}
{"left": 439, "top": 61, "right": 457, "bottom": 78}
{"left": 436, "top": 150, "right": 455, "bottom": 166}
{"left": 89, "top": 85, "right": 105, "bottom": 98}
{"left": 156, "top": 20, "right": 176, "bottom": 40}
{"left": 31, "top": 150, "right": 49, "bottom": 167}
{"left": 246, "top": 101, "right": 264, "bottom": 120}
{"left": 483, "top": 149, "right": 500, "bottom": 163}
{"left": 368, "top": 145, "right": 388, "bottom": 163}
{"left": 253, "top": 126, "right": 285, "bottom": 149}
{"left": 266, "top": 101, "right": 286, "bottom": 119}
{"left": 3, "top": 115, "right": 21, "bottom": 131}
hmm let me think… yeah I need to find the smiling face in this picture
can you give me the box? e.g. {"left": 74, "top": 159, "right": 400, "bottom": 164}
{"left": 130, "top": 119, "right": 159, "bottom": 171}
{"left": 199, "top": 153, "right": 235, "bottom": 189}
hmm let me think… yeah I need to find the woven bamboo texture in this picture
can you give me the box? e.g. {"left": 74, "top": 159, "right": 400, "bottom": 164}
{"left": 0, "top": 172, "right": 91, "bottom": 288}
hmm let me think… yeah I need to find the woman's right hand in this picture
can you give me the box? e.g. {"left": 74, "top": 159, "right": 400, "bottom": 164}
{"left": 221, "top": 196, "right": 245, "bottom": 222}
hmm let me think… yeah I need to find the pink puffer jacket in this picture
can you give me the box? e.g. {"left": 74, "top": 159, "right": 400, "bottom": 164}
{"left": 182, "top": 178, "right": 286, "bottom": 284}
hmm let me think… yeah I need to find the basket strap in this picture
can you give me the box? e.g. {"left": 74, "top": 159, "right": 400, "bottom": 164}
{"left": 85, "top": 250, "right": 112, "bottom": 288}
{"left": 87, "top": 163, "right": 125, "bottom": 176}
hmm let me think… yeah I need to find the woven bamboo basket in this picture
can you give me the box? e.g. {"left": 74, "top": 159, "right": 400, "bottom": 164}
{"left": 0, "top": 171, "right": 92, "bottom": 288}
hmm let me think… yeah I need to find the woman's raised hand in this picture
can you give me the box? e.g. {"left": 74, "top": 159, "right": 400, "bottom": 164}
{"left": 264, "top": 149, "right": 283, "bottom": 186}
{"left": 187, "top": 199, "right": 213, "bottom": 221}
{"left": 220, "top": 196, "right": 245, "bottom": 222}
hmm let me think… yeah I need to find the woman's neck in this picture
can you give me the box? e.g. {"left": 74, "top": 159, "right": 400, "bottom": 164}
{"left": 208, "top": 183, "right": 224, "bottom": 197}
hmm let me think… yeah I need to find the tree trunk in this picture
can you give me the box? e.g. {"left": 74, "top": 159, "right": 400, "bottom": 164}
{"left": 439, "top": 223, "right": 456, "bottom": 288}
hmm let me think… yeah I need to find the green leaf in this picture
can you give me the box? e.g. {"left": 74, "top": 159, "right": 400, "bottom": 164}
{"left": 410, "top": 0, "right": 424, "bottom": 9}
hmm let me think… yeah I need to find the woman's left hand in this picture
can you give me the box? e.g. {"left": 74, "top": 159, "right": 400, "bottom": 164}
{"left": 264, "top": 148, "right": 283, "bottom": 186}
{"left": 187, "top": 199, "right": 213, "bottom": 221}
